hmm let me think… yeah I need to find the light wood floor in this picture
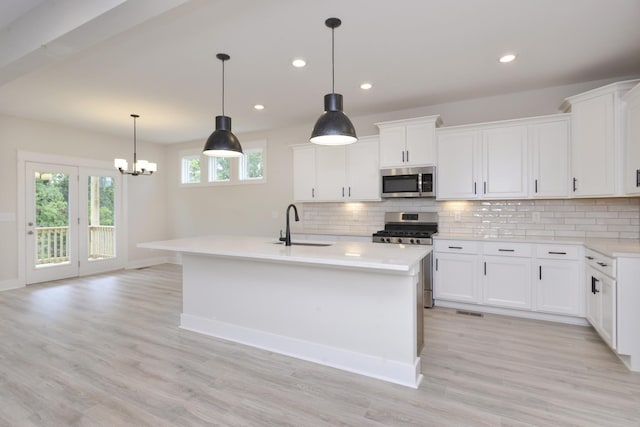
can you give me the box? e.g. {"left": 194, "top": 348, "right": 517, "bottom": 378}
{"left": 1, "top": 264, "right": 639, "bottom": 426}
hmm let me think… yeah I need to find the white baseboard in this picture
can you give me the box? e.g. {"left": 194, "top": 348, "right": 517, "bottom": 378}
{"left": 180, "top": 313, "right": 422, "bottom": 389}
{"left": 0, "top": 278, "right": 23, "bottom": 292}
{"left": 435, "top": 300, "right": 590, "bottom": 326}
{"left": 126, "top": 255, "right": 179, "bottom": 270}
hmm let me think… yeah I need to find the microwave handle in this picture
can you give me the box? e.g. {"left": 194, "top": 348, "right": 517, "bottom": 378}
{"left": 417, "top": 173, "right": 422, "bottom": 194}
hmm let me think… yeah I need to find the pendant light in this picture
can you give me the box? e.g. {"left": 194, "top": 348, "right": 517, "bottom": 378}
{"left": 114, "top": 114, "right": 157, "bottom": 176}
{"left": 203, "top": 53, "right": 243, "bottom": 157}
{"left": 310, "top": 17, "right": 357, "bottom": 145}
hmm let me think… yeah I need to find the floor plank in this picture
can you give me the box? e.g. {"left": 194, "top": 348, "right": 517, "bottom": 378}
{"left": 0, "top": 264, "right": 639, "bottom": 426}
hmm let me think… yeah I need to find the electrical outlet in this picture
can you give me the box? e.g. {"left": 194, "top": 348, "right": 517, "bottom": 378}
{"left": 454, "top": 211, "right": 461, "bottom": 222}
{"left": 532, "top": 212, "right": 540, "bottom": 223}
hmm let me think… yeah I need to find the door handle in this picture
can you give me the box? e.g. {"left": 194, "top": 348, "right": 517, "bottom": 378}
{"left": 27, "top": 231, "right": 34, "bottom": 235}
{"left": 28, "top": 222, "right": 34, "bottom": 226}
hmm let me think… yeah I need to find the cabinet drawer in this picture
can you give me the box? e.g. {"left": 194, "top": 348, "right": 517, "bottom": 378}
{"left": 483, "top": 241, "right": 532, "bottom": 257}
{"left": 585, "top": 248, "right": 616, "bottom": 278}
{"left": 535, "top": 244, "right": 581, "bottom": 260}
{"left": 434, "top": 239, "right": 479, "bottom": 254}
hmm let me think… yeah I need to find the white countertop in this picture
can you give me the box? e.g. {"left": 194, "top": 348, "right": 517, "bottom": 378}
{"left": 433, "top": 233, "right": 640, "bottom": 258}
{"left": 139, "top": 235, "right": 431, "bottom": 273}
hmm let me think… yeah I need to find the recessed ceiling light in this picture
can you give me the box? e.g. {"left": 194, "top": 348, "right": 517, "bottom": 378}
{"left": 292, "top": 58, "right": 307, "bottom": 68}
{"left": 499, "top": 53, "right": 517, "bottom": 63}
{"left": 360, "top": 82, "right": 373, "bottom": 90}
{"left": 254, "top": 104, "right": 265, "bottom": 110}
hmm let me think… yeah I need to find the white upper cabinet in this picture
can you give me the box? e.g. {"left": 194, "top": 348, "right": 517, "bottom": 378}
{"left": 315, "top": 146, "right": 347, "bottom": 201}
{"left": 623, "top": 82, "right": 640, "bottom": 195}
{"left": 292, "top": 146, "right": 317, "bottom": 201}
{"left": 530, "top": 116, "right": 570, "bottom": 198}
{"left": 346, "top": 136, "right": 381, "bottom": 201}
{"left": 291, "top": 137, "right": 381, "bottom": 203}
{"left": 436, "top": 129, "right": 480, "bottom": 199}
{"left": 482, "top": 125, "right": 528, "bottom": 198}
{"left": 376, "top": 115, "right": 442, "bottom": 168}
{"left": 436, "top": 116, "right": 567, "bottom": 200}
{"left": 562, "top": 80, "right": 639, "bottom": 197}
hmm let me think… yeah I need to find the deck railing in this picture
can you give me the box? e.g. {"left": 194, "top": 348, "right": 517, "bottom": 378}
{"left": 36, "top": 226, "right": 115, "bottom": 264}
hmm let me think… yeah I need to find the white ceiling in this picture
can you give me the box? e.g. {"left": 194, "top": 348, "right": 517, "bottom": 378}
{"left": 1, "top": 0, "right": 639, "bottom": 144}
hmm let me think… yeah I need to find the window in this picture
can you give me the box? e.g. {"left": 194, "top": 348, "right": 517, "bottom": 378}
{"left": 208, "top": 157, "right": 230, "bottom": 182}
{"left": 239, "top": 146, "right": 265, "bottom": 181}
{"left": 180, "top": 140, "right": 266, "bottom": 187}
{"left": 181, "top": 155, "right": 201, "bottom": 184}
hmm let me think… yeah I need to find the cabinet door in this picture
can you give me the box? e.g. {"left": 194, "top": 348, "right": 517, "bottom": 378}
{"left": 379, "top": 126, "right": 406, "bottom": 168}
{"left": 346, "top": 137, "right": 380, "bottom": 201}
{"left": 436, "top": 130, "right": 480, "bottom": 199}
{"left": 571, "top": 94, "right": 616, "bottom": 196}
{"left": 536, "top": 260, "right": 581, "bottom": 316}
{"left": 405, "top": 122, "right": 435, "bottom": 166}
{"left": 293, "top": 147, "right": 316, "bottom": 201}
{"left": 600, "top": 275, "right": 617, "bottom": 350}
{"left": 482, "top": 126, "right": 528, "bottom": 198}
{"left": 315, "top": 146, "right": 346, "bottom": 201}
{"left": 586, "top": 267, "right": 601, "bottom": 329}
{"left": 482, "top": 256, "right": 532, "bottom": 309}
{"left": 531, "top": 119, "right": 570, "bottom": 198}
{"left": 624, "top": 88, "right": 640, "bottom": 194}
{"left": 434, "top": 253, "right": 479, "bottom": 303}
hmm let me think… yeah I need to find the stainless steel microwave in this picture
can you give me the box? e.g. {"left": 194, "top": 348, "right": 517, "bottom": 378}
{"left": 380, "top": 166, "right": 435, "bottom": 198}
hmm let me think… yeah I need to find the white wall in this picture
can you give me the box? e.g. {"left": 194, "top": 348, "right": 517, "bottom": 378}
{"left": 0, "top": 114, "right": 169, "bottom": 285}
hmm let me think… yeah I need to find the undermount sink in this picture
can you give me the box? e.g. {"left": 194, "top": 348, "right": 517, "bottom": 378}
{"left": 273, "top": 241, "right": 333, "bottom": 247}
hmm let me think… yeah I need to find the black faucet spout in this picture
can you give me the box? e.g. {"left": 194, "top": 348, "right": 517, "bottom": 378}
{"left": 285, "top": 204, "right": 299, "bottom": 246}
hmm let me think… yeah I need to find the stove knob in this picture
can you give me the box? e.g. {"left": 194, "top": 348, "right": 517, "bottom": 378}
{"left": 398, "top": 238, "right": 403, "bottom": 243}
{"left": 385, "top": 238, "right": 391, "bottom": 243}
{"left": 410, "top": 239, "right": 415, "bottom": 244}
{"left": 416, "top": 239, "right": 421, "bottom": 244}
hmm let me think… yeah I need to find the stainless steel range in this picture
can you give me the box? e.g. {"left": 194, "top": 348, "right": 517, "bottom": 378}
{"left": 372, "top": 212, "right": 437, "bottom": 308}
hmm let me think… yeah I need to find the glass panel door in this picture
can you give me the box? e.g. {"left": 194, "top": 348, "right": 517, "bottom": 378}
{"left": 79, "top": 167, "right": 122, "bottom": 276}
{"left": 25, "top": 162, "right": 79, "bottom": 284}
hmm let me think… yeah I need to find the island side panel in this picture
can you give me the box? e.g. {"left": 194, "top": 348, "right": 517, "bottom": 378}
{"left": 180, "top": 253, "right": 422, "bottom": 388}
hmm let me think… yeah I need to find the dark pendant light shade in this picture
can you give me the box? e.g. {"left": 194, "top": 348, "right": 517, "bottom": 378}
{"left": 203, "top": 53, "right": 243, "bottom": 158}
{"left": 310, "top": 17, "right": 357, "bottom": 145}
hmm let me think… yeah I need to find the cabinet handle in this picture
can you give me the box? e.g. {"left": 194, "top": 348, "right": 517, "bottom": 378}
{"left": 342, "top": 187, "right": 345, "bottom": 197}
{"left": 348, "top": 186, "right": 351, "bottom": 197}
{"left": 402, "top": 151, "right": 405, "bottom": 163}
{"left": 484, "top": 261, "right": 487, "bottom": 276}
{"left": 572, "top": 177, "right": 577, "bottom": 192}
{"left": 548, "top": 251, "right": 567, "bottom": 255}
{"left": 483, "top": 181, "right": 487, "bottom": 194}
{"left": 474, "top": 182, "right": 477, "bottom": 195}
{"left": 585, "top": 256, "right": 594, "bottom": 260}
{"left": 312, "top": 188, "right": 315, "bottom": 198}
{"left": 539, "top": 266, "right": 542, "bottom": 280}
{"left": 406, "top": 150, "right": 409, "bottom": 162}
{"left": 597, "top": 262, "right": 608, "bottom": 267}
{"left": 535, "top": 179, "right": 538, "bottom": 193}
{"left": 435, "top": 258, "right": 438, "bottom": 271}
{"left": 637, "top": 169, "right": 640, "bottom": 188}
{"left": 498, "top": 249, "right": 515, "bottom": 252}
{"left": 591, "top": 276, "right": 600, "bottom": 294}
{"left": 448, "top": 246, "right": 463, "bottom": 249}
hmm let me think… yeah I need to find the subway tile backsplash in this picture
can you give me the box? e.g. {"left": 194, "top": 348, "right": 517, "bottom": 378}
{"left": 298, "top": 198, "right": 640, "bottom": 239}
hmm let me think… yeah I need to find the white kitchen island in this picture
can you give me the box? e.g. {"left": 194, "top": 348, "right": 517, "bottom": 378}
{"left": 139, "top": 235, "right": 430, "bottom": 388}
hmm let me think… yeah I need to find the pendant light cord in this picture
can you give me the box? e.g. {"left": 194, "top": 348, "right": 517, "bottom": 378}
{"left": 221, "top": 59, "right": 225, "bottom": 116}
{"left": 132, "top": 115, "right": 137, "bottom": 166}
{"left": 331, "top": 25, "right": 335, "bottom": 94}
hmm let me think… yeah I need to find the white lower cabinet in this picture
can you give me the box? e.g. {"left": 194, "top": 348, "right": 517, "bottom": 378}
{"left": 434, "top": 239, "right": 583, "bottom": 318}
{"left": 482, "top": 255, "right": 532, "bottom": 310}
{"left": 585, "top": 250, "right": 617, "bottom": 350}
{"left": 434, "top": 253, "right": 479, "bottom": 303}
